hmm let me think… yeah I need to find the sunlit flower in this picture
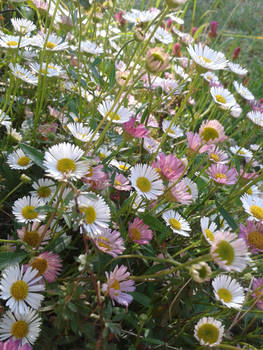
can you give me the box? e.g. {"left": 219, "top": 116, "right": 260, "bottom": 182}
{"left": 152, "top": 153, "right": 185, "bottom": 181}
{"left": 11, "top": 18, "right": 36, "bottom": 34}
{"left": 30, "top": 178, "right": 56, "bottom": 202}
{"left": 208, "top": 164, "right": 238, "bottom": 185}
{"left": 212, "top": 275, "right": 245, "bottom": 309}
{"left": 9, "top": 64, "right": 38, "bottom": 85}
{"left": 98, "top": 100, "right": 132, "bottom": 124}
{"left": 123, "top": 8, "right": 160, "bottom": 23}
{"left": 230, "top": 103, "right": 242, "bottom": 118}
{"left": 30, "top": 252, "right": 62, "bottom": 283}
{"left": 168, "top": 179, "right": 192, "bottom": 205}
{"left": 201, "top": 71, "right": 219, "bottom": 83}
{"left": 162, "top": 120, "right": 183, "bottom": 139}
{"left": 145, "top": 47, "right": 170, "bottom": 73}
{"left": 230, "top": 145, "right": 252, "bottom": 158}
{"left": 239, "top": 219, "right": 263, "bottom": 253}
{"left": 30, "top": 62, "right": 65, "bottom": 77}
{"left": 228, "top": 62, "right": 247, "bottom": 76}
{"left": 207, "top": 145, "right": 229, "bottom": 164}
{"left": 79, "top": 40, "right": 104, "bottom": 55}
{"left": 7, "top": 149, "right": 33, "bottom": 170}
{"left": 241, "top": 194, "right": 263, "bottom": 222}
{"left": 162, "top": 210, "right": 191, "bottom": 236}
{"left": 93, "top": 228, "right": 125, "bottom": 257}
{"left": 153, "top": 27, "right": 173, "bottom": 45}
{"left": 233, "top": 81, "right": 254, "bottom": 101}
{"left": 200, "top": 216, "right": 217, "bottom": 244}
{"left": 187, "top": 43, "right": 227, "bottom": 71}
{"left": 67, "top": 122, "right": 97, "bottom": 142}
{"left": 12, "top": 196, "right": 46, "bottom": 223}
{"left": 102, "top": 265, "right": 135, "bottom": 307}
{"left": 113, "top": 173, "right": 131, "bottom": 191}
{"left": 32, "top": 33, "right": 68, "bottom": 51}
{"left": 247, "top": 111, "right": 263, "bottom": 127}
{"left": 210, "top": 86, "right": 236, "bottom": 109}
{"left": 0, "top": 35, "right": 30, "bottom": 49}
{"left": 128, "top": 217, "right": 152, "bottom": 244}
{"left": 194, "top": 317, "right": 224, "bottom": 347}
{"left": 199, "top": 120, "right": 227, "bottom": 144}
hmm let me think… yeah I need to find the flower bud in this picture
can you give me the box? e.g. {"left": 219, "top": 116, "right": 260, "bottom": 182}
{"left": 134, "top": 27, "right": 145, "bottom": 42}
{"left": 190, "top": 262, "right": 212, "bottom": 283}
{"left": 145, "top": 47, "right": 170, "bottom": 73}
{"left": 20, "top": 174, "right": 32, "bottom": 183}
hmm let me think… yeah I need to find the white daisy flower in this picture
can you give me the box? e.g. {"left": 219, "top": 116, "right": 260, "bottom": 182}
{"left": 12, "top": 196, "right": 46, "bottom": 223}
{"left": 162, "top": 210, "right": 191, "bottom": 236}
{"left": 184, "top": 177, "right": 198, "bottom": 202}
{"left": 22, "top": 47, "right": 38, "bottom": 61}
{"left": 187, "top": 43, "right": 228, "bottom": 71}
{"left": 9, "top": 63, "right": 38, "bottom": 85}
{"left": 31, "top": 33, "right": 68, "bottom": 51}
{"left": 123, "top": 8, "right": 160, "bottom": 24}
{"left": 201, "top": 71, "right": 219, "bottom": 83}
{"left": 0, "top": 35, "right": 30, "bottom": 49}
{"left": 97, "top": 100, "right": 132, "bottom": 124}
{"left": 230, "top": 103, "right": 242, "bottom": 118}
{"left": 247, "top": 111, "right": 263, "bottom": 127}
{"left": 11, "top": 18, "right": 36, "bottom": 34}
{"left": 77, "top": 194, "right": 111, "bottom": 237}
{"left": 0, "top": 308, "right": 41, "bottom": 345}
{"left": 110, "top": 159, "right": 130, "bottom": 172}
{"left": 67, "top": 122, "right": 97, "bottom": 143}
{"left": 79, "top": 40, "right": 104, "bottom": 55}
{"left": 0, "top": 109, "right": 11, "bottom": 129}
{"left": 212, "top": 275, "right": 245, "bottom": 309}
{"left": 200, "top": 216, "right": 217, "bottom": 244}
{"left": 30, "top": 178, "right": 56, "bottom": 202}
{"left": 43, "top": 142, "right": 88, "bottom": 181}
{"left": 30, "top": 62, "right": 65, "bottom": 78}
{"left": 233, "top": 81, "right": 254, "bottom": 101}
{"left": 230, "top": 145, "right": 253, "bottom": 158}
{"left": 7, "top": 149, "right": 33, "bottom": 170}
{"left": 154, "top": 27, "right": 173, "bottom": 45}
{"left": 173, "top": 64, "right": 189, "bottom": 80}
{"left": 130, "top": 164, "right": 164, "bottom": 200}
{"left": 228, "top": 62, "right": 247, "bottom": 76}
{"left": 168, "top": 14, "right": 184, "bottom": 25}
{"left": 194, "top": 317, "right": 224, "bottom": 347}
{"left": 143, "top": 137, "right": 159, "bottom": 154}
{"left": 0, "top": 264, "right": 45, "bottom": 314}
{"left": 162, "top": 120, "right": 183, "bottom": 139}
{"left": 210, "top": 86, "right": 236, "bottom": 109}
{"left": 241, "top": 194, "right": 263, "bottom": 222}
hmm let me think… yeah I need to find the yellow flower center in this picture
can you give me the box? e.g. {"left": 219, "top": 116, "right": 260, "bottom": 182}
{"left": 80, "top": 206, "right": 96, "bottom": 224}
{"left": 130, "top": 227, "right": 141, "bottom": 241}
{"left": 215, "top": 173, "right": 227, "bottom": 180}
{"left": 246, "top": 188, "right": 252, "bottom": 195}
{"left": 37, "top": 186, "right": 51, "bottom": 198}
{"left": 198, "top": 56, "right": 212, "bottom": 64}
{"left": 56, "top": 158, "right": 76, "bottom": 173}
{"left": 99, "top": 152, "right": 106, "bottom": 159}
{"left": 10, "top": 280, "right": 28, "bottom": 300}
{"left": 11, "top": 320, "right": 29, "bottom": 339}
{"left": 7, "top": 41, "right": 18, "bottom": 47}
{"left": 197, "top": 323, "right": 219, "bottom": 345}
{"left": 210, "top": 153, "right": 220, "bottom": 162}
{"left": 152, "top": 52, "right": 165, "bottom": 64}
{"left": 215, "top": 94, "right": 226, "bottom": 104}
{"left": 17, "top": 156, "right": 30, "bottom": 166}
{"left": 248, "top": 231, "right": 263, "bottom": 250}
{"left": 250, "top": 205, "right": 263, "bottom": 220}
{"left": 119, "top": 164, "right": 128, "bottom": 171}
{"left": 169, "top": 218, "right": 181, "bottom": 230}
{"left": 238, "top": 150, "right": 245, "bottom": 155}
{"left": 23, "top": 230, "right": 41, "bottom": 248}
{"left": 97, "top": 236, "right": 111, "bottom": 251}
{"left": 46, "top": 41, "right": 56, "bottom": 49}
{"left": 114, "top": 180, "right": 121, "bottom": 186}
{"left": 205, "top": 228, "right": 214, "bottom": 242}
{"left": 111, "top": 279, "right": 120, "bottom": 292}
{"left": 86, "top": 167, "right": 93, "bottom": 178}
{"left": 108, "top": 112, "right": 120, "bottom": 121}
{"left": 136, "top": 176, "right": 151, "bottom": 193}
{"left": 201, "top": 127, "right": 219, "bottom": 142}
{"left": 217, "top": 288, "right": 232, "bottom": 303}
{"left": 31, "top": 257, "right": 48, "bottom": 275}
{"left": 22, "top": 205, "right": 38, "bottom": 220}
{"left": 214, "top": 240, "right": 234, "bottom": 265}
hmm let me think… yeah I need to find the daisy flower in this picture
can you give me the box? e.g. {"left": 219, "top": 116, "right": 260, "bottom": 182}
{"left": 12, "top": 196, "right": 46, "bottom": 223}
{"left": 32, "top": 33, "right": 68, "bottom": 51}
{"left": 230, "top": 103, "right": 242, "bottom": 118}
{"left": 184, "top": 177, "right": 198, "bottom": 202}
{"left": 113, "top": 174, "right": 131, "bottom": 191}
{"left": 200, "top": 216, "right": 217, "bottom": 244}
{"left": 0, "top": 109, "right": 11, "bottom": 129}
{"left": 162, "top": 210, "right": 191, "bottom": 236}
{"left": 207, "top": 145, "right": 229, "bottom": 164}
{"left": 252, "top": 278, "right": 263, "bottom": 309}
{"left": 162, "top": 120, "right": 183, "bottom": 139}
{"left": 17, "top": 222, "right": 50, "bottom": 249}
{"left": 187, "top": 43, "right": 228, "bottom": 71}
{"left": 212, "top": 275, "right": 245, "bottom": 309}
{"left": 129, "top": 164, "right": 164, "bottom": 200}
{"left": 0, "top": 35, "right": 30, "bottom": 49}
{"left": 153, "top": 27, "right": 173, "bottom": 45}
{"left": 194, "top": 317, "right": 224, "bottom": 347}
{"left": 190, "top": 262, "right": 212, "bottom": 283}
{"left": 79, "top": 40, "right": 104, "bottom": 55}
{"left": 228, "top": 62, "right": 247, "bottom": 76}
{"left": 0, "top": 309, "right": 41, "bottom": 345}
{"left": 128, "top": 217, "right": 152, "bottom": 244}
{"left": 239, "top": 219, "right": 263, "bottom": 253}
{"left": 67, "top": 122, "right": 97, "bottom": 142}
{"left": 97, "top": 100, "right": 132, "bottom": 124}
{"left": 7, "top": 149, "right": 33, "bottom": 170}
{"left": 30, "top": 252, "right": 62, "bottom": 283}
{"left": 210, "top": 231, "right": 250, "bottom": 272}
{"left": 123, "top": 117, "right": 148, "bottom": 139}
{"left": 0, "top": 338, "right": 32, "bottom": 350}
{"left": 11, "top": 18, "right": 36, "bottom": 34}
{"left": 230, "top": 145, "right": 252, "bottom": 158}
{"left": 210, "top": 86, "right": 236, "bottom": 109}
{"left": 199, "top": 119, "right": 227, "bottom": 144}
{"left": 168, "top": 179, "right": 192, "bottom": 205}
{"left": 143, "top": 137, "right": 159, "bottom": 154}
{"left": 241, "top": 194, "right": 263, "bottom": 222}
{"left": 233, "top": 81, "right": 254, "bottom": 101}
{"left": 152, "top": 153, "right": 185, "bottom": 181}
{"left": 123, "top": 8, "right": 160, "bottom": 24}
{"left": 43, "top": 142, "right": 88, "bottom": 181}
{"left": 247, "top": 111, "right": 263, "bottom": 127}
{"left": 102, "top": 265, "right": 135, "bottom": 307}
{"left": 9, "top": 64, "right": 38, "bottom": 86}
{"left": 30, "top": 178, "right": 56, "bottom": 202}
{"left": 77, "top": 194, "right": 111, "bottom": 237}
{"left": 0, "top": 264, "right": 45, "bottom": 314}
{"left": 110, "top": 160, "right": 130, "bottom": 172}
{"left": 93, "top": 228, "right": 125, "bottom": 257}
{"left": 201, "top": 71, "right": 219, "bottom": 83}
{"left": 208, "top": 164, "right": 238, "bottom": 185}
{"left": 30, "top": 62, "right": 65, "bottom": 78}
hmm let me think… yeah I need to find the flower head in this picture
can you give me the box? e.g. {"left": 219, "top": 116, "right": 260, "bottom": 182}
{"left": 239, "top": 219, "right": 263, "bottom": 253}
{"left": 145, "top": 47, "right": 170, "bottom": 73}
{"left": 17, "top": 222, "right": 50, "bottom": 249}
{"left": 194, "top": 317, "right": 224, "bottom": 347}
{"left": 199, "top": 120, "right": 227, "bottom": 144}
{"left": 212, "top": 275, "right": 245, "bottom": 309}
{"left": 128, "top": 217, "right": 152, "bottom": 244}
{"left": 12, "top": 196, "right": 46, "bottom": 223}
{"left": 187, "top": 43, "right": 227, "bottom": 71}
{"left": 152, "top": 153, "right": 185, "bottom": 181}
{"left": 0, "top": 338, "right": 32, "bottom": 350}
{"left": 94, "top": 228, "right": 125, "bottom": 257}
{"left": 162, "top": 210, "right": 191, "bottom": 236}
{"left": 241, "top": 194, "right": 263, "bottom": 222}
{"left": 252, "top": 278, "right": 263, "bottom": 309}
{"left": 123, "top": 117, "right": 148, "bottom": 138}
{"left": 7, "top": 149, "right": 33, "bottom": 170}
{"left": 30, "top": 252, "right": 62, "bottom": 283}
{"left": 208, "top": 164, "right": 238, "bottom": 185}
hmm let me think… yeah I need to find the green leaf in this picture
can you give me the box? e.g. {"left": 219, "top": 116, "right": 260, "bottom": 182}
{"left": 130, "top": 291, "right": 151, "bottom": 307}
{"left": 0, "top": 251, "right": 27, "bottom": 270}
{"left": 215, "top": 200, "right": 238, "bottom": 231}
{"left": 141, "top": 214, "right": 170, "bottom": 238}
{"left": 20, "top": 143, "right": 44, "bottom": 169}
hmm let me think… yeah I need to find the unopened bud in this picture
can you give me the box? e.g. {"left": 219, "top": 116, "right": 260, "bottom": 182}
{"left": 145, "top": 47, "right": 170, "bottom": 73}
{"left": 190, "top": 262, "right": 212, "bottom": 283}
{"left": 134, "top": 27, "right": 145, "bottom": 42}
{"left": 20, "top": 174, "right": 32, "bottom": 183}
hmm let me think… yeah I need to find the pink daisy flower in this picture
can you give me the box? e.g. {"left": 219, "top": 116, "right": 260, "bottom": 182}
{"left": 239, "top": 219, "right": 263, "bottom": 253}
{"left": 252, "top": 278, "right": 263, "bottom": 309}
{"left": 102, "top": 265, "right": 135, "bottom": 307}
{"left": 168, "top": 179, "right": 193, "bottom": 205}
{"left": 0, "top": 339, "right": 32, "bottom": 350}
{"left": 93, "top": 228, "right": 125, "bottom": 257}
{"left": 30, "top": 252, "right": 62, "bottom": 283}
{"left": 199, "top": 120, "right": 227, "bottom": 144}
{"left": 113, "top": 173, "right": 131, "bottom": 191}
{"left": 17, "top": 223, "right": 51, "bottom": 249}
{"left": 208, "top": 164, "right": 238, "bottom": 185}
{"left": 207, "top": 145, "right": 229, "bottom": 164}
{"left": 186, "top": 132, "right": 209, "bottom": 154}
{"left": 123, "top": 117, "right": 148, "bottom": 138}
{"left": 82, "top": 165, "right": 110, "bottom": 191}
{"left": 240, "top": 168, "right": 259, "bottom": 181}
{"left": 152, "top": 153, "right": 185, "bottom": 181}
{"left": 128, "top": 217, "right": 152, "bottom": 244}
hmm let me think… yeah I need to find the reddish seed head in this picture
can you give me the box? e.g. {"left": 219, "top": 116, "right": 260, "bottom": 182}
{"left": 232, "top": 47, "right": 241, "bottom": 60}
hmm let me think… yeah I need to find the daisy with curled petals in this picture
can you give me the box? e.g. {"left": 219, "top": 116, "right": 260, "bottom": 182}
{"left": 30, "top": 252, "right": 62, "bottom": 283}
{"left": 11, "top": 18, "right": 36, "bottom": 34}
{"left": 97, "top": 100, "right": 132, "bottom": 124}
{"left": 152, "top": 153, "right": 185, "bottom": 181}
{"left": 0, "top": 338, "right": 32, "bottom": 350}
{"left": 93, "top": 228, "right": 125, "bottom": 257}
{"left": 247, "top": 111, "right": 263, "bottom": 127}
{"left": 128, "top": 217, "right": 152, "bottom": 244}
{"left": 230, "top": 103, "right": 242, "bottom": 118}
{"left": 210, "top": 231, "right": 250, "bottom": 272}
{"left": 194, "top": 317, "right": 224, "bottom": 347}
{"left": 102, "top": 265, "right": 135, "bottom": 307}
{"left": 0, "top": 308, "right": 41, "bottom": 345}
{"left": 43, "top": 142, "right": 88, "bottom": 181}
{"left": 12, "top": 196, "right": 46, "bottom": 223}
{"left": 241, "top": 194, "right": 263, "bottom": 222}
{"left": 9, "top": 64, "right": 38, "bottom": 86}
{"left": 187, "top": 43, "right": 227, "bottom": 71}
{"left": 129, "top": 164, "right": 164, "bottom": 200}
{"left": 67, "top": 122, "right": 98, "bottom": 143}
{"left": 228, "top": 62, "right": 247, "bottom": 76}
{"left": 7, "top": 149, "right": 33, "bottom": 170}
{"left": 201, "top": 71, "right": 219, "bottom": 83}
{"left": 77, "top": 194, "right": 111, "bottom": 237}
{"left": 0, "top": 264, "right": 45, "bottom": 314}
{"left": 210, "top": 86, "right": 236, "bottom": 109}
{"left": 239, "top": 219, "right": 263, "bottom": 253}
{"left": 212, "top": 275, "right": 245, "bottom": 309}
{"left": 233, "top": 81, "right": 254, "bottom": 101}
{"left": 162, "top": 210, "right": 191, "bottom": 236}
{"left": 200, "top": 216, "right": 217, "bottom": 244}
{"left": 30, "top": 178, "right": 56, "bottom": 203}
{"left": 199, "top": 119, "right": 227, "bottom": 144}
{"left": 208, "top": 164, "right": 238, "bottom": 185}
